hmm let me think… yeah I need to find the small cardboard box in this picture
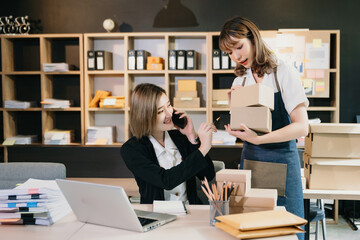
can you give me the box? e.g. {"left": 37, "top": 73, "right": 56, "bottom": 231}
{"left": 173, "top": 97, "right": 200, "bottom": 108}
{"left": 216, "top": 169, "right": 251, "bottom": 196}
{"left": 178, "top": 80, "right": 197, "bottom": 91}
{"left": 147, "top": 56, "right": 163, "bottom": 64}
{"left": 305, "top": 123, "right": 360, "bottom": 158}
{"left": 176, "top": 90, "right": 198, "bottom": 98}
{"left": 229, "top": 188, "right": 277, "bottom": 208}
{"left": 230, "top": 107, "right": 272, "bottom": 133}
{"left": 99, "top": 96, "right": 125, "bottom": 108}
{"left": 231, "top": 83, "right": 274, "bottom": 110}
{"left": 303, "top": 153, "right": 360, "bottom": 190}
{"left": 212, "top": 89, "right": 229, "bottom": 107}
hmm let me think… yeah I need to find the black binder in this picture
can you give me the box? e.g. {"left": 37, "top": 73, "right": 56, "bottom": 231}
{"left": 87, "top": 51, "right": 96, "bottom": 70}
{"left": 169, "top": 50, "right": 177, "bottom": 70}
{"left": 221, "top": 51, "right": 229, "bottom": 69}
{"left": 136, "top": 50, "right": 149, "bottom": 70}
{"left": 212, "top": 49, "right": 221, "bottom": 70}
{"left": 95, "top": 51, "right": 113, "bottom": 70}
{"left": 128, "top": 50, "right": 136, "bottom": 70}
{"left": 177, "top": 50, "right": 186, "bottom": 70}
{"left": 186, "top": 50, "right": 197, "bottom": 70}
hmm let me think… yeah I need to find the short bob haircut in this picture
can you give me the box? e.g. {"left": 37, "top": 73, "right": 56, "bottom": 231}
{"left": 130, "top": 83, "right": 166, "bottom": 139}
{"left": 219, "top": 16, "right": 277, "bottom": 78}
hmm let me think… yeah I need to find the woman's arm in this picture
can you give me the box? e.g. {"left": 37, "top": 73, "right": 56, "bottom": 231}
{"left": 225, "top": 103, "right": 308, "bottom": 145}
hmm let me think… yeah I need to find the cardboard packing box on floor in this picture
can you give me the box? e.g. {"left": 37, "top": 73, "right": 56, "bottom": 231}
{"left": 173, "top": 97, "right": 200, "bottom": 108}
{"left": 231, "top": 83, "right": 274, "bottom": 110}
{"left": 305, "top": 123, "right": 360, "bottom": 158}
{"left": 230, "top": 107, "right": 272, "bottom": 133}
{"left": 212, "top": 89, "right": 229, "bottom": 107}
{"left": 216, "top": 169, "right": 251, "bottom": 196}
{"left": 303, "top": 153, "right": 360, "bottom": 190}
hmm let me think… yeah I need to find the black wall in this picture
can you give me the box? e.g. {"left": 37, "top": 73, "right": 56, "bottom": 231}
{"left": 3, "top": 0, "right": 359, "bottom": 123}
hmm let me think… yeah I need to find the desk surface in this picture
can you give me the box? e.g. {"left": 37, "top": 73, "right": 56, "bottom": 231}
{"left": 303, "top": 189, "right": 360, "bottom": 200}
{"left": 1, "top": 205, "right": 297, "bottom": 240}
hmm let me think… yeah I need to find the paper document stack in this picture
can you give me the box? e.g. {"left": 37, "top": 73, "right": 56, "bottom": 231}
{"left": 42, "top": 63, "right": 69, "bottom": 72}
{"left": 86, "top": 126, "right": 116, "bottom": 145}
{"left": 0, "top": 178, "right": 72, "bottom": 226}
{"left": 212, "top": 130, "right": 236, "bottom": 145}
{"left": 44, "top": 130, "right": 74, "bottom": 145}
{"left": 42, "top": 99, "right": 71, "bottom": 109}
{"left": 4, "top": 135, "right": 38, "bottom": 145}
{"left": 4, "top": 100, "right": 36, "bottom": 109}
{"left": 153, "top": 200, "right": 187, "bottom": 216}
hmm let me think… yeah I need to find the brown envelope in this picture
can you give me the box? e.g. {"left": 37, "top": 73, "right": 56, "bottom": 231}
{"left": 216, "top": 209, "right": 307, "bottom": 231}
{"left": 215, "top": 221, "right": 304, "bottom": 239}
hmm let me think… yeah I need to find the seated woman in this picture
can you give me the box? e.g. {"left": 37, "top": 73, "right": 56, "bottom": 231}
{"left": 121, "top": 83, "right": 216, "bottom": 204}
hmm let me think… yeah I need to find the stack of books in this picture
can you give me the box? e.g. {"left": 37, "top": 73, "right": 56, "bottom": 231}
{"left": 44, "top": 130, "right": 74, "bottom": 145}
{"left": 4, "top": 135, "right": 38, "bottom": 145}
{"left": 4, "top": 100, "right": 36, "bottom": 109}
{"left": 42, "top": 99, "right": 71, "bottom": 109}
{"left": 0, "top": 179, "right": 71, "bottom": 226}
{"left": 86, "top": 126, "right": 116, "bottom": 145}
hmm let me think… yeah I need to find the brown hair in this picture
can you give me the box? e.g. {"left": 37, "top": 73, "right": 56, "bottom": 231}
{"left": 130, "top": 83, "right": 166, "bottom": 139}
{"left": 219, "top": 16, "right": 277, "bottom": 78}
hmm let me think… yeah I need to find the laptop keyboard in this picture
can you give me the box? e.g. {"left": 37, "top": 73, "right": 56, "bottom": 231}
{"left": 138, "top": 217, "right": 157, "bottom": 226}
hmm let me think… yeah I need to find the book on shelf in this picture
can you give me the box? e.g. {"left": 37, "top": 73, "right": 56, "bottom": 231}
{"left": 3, "top": 135, "right": 38, "bottom": 145}
{"left": 4, "top": 100, "right": 36, "bottom": 109}
{"left": 0, "top": 179, "right": 72, "bottom": 226}
{"left": 86, "top": 126, "right": 116, "bottom": 145}
{"left": 42, "top": 63, "right": 69, "bottom": 72}
{"left": 41, "top": 98, "right": 71, "bottom": 109}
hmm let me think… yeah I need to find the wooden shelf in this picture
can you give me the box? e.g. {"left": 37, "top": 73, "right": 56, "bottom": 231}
{"left": 43, "top": 71, "right": 81, "bottom": 75}
{"left": 4, "top": 108, "right": 42, "bottom": 111}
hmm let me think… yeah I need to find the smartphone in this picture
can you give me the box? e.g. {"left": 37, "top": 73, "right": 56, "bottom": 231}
{"left": 172, "top": 112, "right": 187, "bottom": 129}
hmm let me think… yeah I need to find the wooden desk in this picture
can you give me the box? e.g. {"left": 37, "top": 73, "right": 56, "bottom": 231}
{"left": 303, "top": 189, "right": 360, "bottom": 240}
{"left": 1, "top": 205, "right": 297, "bottom": 240}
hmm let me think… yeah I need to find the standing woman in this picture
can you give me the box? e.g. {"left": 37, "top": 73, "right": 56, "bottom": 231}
{"left": 121, "top": 83, "right": 216, "bottom": 204}
{"left": 220, "top": 16, "right": 308, "bottom": 236}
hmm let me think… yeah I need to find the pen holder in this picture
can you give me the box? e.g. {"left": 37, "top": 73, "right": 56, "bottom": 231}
{"left": 209, "top": 200, "right": 229, "bottom": 226}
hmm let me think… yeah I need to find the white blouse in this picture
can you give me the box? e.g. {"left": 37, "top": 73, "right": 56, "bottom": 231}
{"left": 149, "top": 131, "right": 187, "bottom": 201}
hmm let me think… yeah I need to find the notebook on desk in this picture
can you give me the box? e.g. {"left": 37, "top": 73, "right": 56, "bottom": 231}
{"left": 56, "top": 179, "right": 176, "bottom": 232}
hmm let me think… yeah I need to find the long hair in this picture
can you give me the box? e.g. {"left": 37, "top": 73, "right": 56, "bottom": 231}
{"left": 219, "top": 16, "right": 277, "bottom": 77}
{"left": 130, "top": 83, "right": 166, "bottom": 139}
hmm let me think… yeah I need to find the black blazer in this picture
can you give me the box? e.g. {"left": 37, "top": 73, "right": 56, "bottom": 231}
{"left": 121, "top": 130, "right": 215, "bottom": 204}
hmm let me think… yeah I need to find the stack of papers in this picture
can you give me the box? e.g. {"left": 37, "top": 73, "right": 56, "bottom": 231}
{"left": 212, "top": 130, "right": 236, "bottom": 145}
{"left": 44, "top": 130, "right": 74, "bottom": 145}
{"left": 42, "top": 98, "right": 71, "bottom": 109}
{"left": 4, "top": 100, "right": 36, "bottom": 109}
{"left": 0, "top": 178, "right": 72, "bottom": 226}
{"left": 153, "top": 200, "right": 187, "bottom": 216}
{"left": 86, "top": 126, "right": 116, "bottom": 145}
{"left": 42, "top": 63, "right": 69, "bottom": 72}
{"left": 3, "top": 135, "right": 38, "bottom": 145}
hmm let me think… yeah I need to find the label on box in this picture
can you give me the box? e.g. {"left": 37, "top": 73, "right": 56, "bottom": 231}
{"left": 180, "top": 97, "right": 193, "bottom": 101}
{"left": 103, "top": 98, "right": 117, "bottom": 106}
{"left": 217, "top": 100, "right": 228, "bottom": 105}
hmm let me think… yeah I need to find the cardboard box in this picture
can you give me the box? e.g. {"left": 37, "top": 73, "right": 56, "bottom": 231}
{"left": 176, "top": 90, "right": 198, "bottom": 98}
{"left": 147, "top": 56, "right": 163, "bottom": 64}
{"left": 229, "top": 188, "right": 277, "bottom": 208}
{"left": 146, "top": 63, "right": 163, "bottom": 70}
{"left": 230, "top": 107, "right": 272, "bottom": 133}
{"left": 212, "top": 89, "right": 229, "bottom": 107}
{"left": 173, "top": 97, "right": 200, "bottom": 108}
{"left": 305, "top": 123, "right": 360, "bottom": 158}
{"left": 99, "top": 96, "right": 125, "bottom": 108}
{"left": 216, "top": 169, "right": 251, "bottom": 196}
{"left": 231, "top": 83, "right": 274, "bottom": 110}
{"left": 303, "top": 153, "right": 360, "bottom": 190}
{"left": 178, "top": 80, "right": 197, "bottom": 92}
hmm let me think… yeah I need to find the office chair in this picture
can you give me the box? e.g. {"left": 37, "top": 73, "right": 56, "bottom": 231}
{"left": 0, "top": 162, "right": 66, "bottom": 189}
{"left": 196, "top": 160, "right": 226, "bottom": 204}
{"left": 309, "top": 199, "right": 327, "bottom": 240}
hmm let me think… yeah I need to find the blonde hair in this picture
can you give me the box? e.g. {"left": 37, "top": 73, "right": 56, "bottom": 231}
{"left": 130, "top": 83, "right": 166, "bottom": 139}
{"left": 219, "top": 16, "right": 277, "bottom": 78}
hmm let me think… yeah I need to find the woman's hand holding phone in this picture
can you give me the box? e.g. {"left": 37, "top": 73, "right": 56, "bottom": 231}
{"left": 173, "top": 109, "right": 197, "bottom": 144}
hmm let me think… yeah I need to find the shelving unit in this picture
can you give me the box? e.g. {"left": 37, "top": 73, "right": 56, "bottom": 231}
{"left": 0, "top": 30, "right": 340, "bottom": 152}
{"left": 1, "top": 34, "right": 84, "bottom": 150}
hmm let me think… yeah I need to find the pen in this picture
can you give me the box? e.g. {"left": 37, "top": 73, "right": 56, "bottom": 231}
{"left": 213, "top": 116, "right": 221, "bottom": 125}
{"left": 182, "top": 201, "right": 188, "bottom": 214}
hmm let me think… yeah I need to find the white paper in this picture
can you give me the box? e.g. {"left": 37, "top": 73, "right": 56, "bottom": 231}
{"left": 305, "top": 43, "right": 329, "bottom": 69}
{"left": 153, "top": 200, "right": 187, "bottom": 215}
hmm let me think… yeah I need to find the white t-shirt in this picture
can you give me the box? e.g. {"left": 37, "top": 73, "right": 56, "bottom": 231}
{"left": 149, "top": 131, "right": 187, "bottom": 201}
{"left": 232, "top": 58, "right": 309, "bottom": 115}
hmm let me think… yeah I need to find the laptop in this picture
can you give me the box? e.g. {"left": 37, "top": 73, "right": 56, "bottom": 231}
{"left": 56, "top": 179, "right": 176, "bottom": 232}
